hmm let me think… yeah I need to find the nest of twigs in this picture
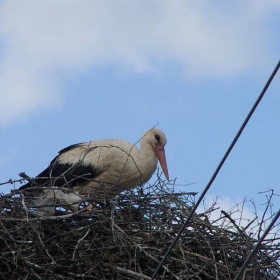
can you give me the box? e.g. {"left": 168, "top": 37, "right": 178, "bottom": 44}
{"left": 0, "top": 177, "right": 279, "bottom": 280}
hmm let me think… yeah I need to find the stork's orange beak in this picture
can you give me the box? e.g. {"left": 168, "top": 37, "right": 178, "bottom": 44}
{"left": 155, "top": 145, "right": 169, "bottom": 181}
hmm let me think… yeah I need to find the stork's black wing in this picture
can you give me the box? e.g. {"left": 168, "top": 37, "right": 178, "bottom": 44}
{"left": 19, "top": 142, "right": 101, "bottom": 190}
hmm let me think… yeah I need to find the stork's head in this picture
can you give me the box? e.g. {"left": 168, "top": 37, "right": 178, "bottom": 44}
{"left": 142, "top": 128, "right": 169, "bottom": 181}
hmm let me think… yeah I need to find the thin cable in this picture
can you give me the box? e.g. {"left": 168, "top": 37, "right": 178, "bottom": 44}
{"left": 234, "top": 209, "right": 280, "bottom": 280}
{"left": 151, "top": 60, "right": 280, "bottom": 280}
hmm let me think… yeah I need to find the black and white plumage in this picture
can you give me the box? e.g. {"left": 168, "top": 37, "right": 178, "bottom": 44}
{"left": 19, "top": 128, "right": 169, "bottom": 198}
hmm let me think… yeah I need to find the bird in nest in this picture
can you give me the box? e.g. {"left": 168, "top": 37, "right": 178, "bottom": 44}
{"left": 19, "top": 128, "right": 169, "bottom": 215}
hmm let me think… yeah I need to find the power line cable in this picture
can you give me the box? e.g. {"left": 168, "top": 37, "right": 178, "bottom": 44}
{"left": 151, "top": 60, "right": 280, "bottom": 279}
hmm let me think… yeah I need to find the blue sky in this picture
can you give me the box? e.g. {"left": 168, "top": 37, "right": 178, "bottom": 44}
{"left": 0, "top": 1, "right": 279, "bottom": 224}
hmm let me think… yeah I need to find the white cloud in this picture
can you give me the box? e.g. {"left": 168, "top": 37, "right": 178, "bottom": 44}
{"left": 0, "top": 0, "right": 279, "bottom": 126}
{"left": 0, "top": 57, "right": 63, "bottom": 125}
{"left": 198, "top": 195, "right": 280, "bottom": 239}
{"left": 198, "top": 196, "right": 256, "bottom": 230}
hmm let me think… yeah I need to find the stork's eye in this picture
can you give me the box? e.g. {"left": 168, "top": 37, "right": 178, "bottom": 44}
{"left": 155, "top": 134, "right": 160, "bottom": 141}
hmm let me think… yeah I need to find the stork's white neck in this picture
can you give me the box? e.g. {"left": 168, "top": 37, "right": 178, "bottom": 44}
{"left": 137, "top": 142, "right": 158, "bottom": 184}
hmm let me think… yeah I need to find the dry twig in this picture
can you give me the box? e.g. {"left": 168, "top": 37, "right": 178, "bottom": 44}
{"left": 0, "top": 177, "right": 279, "bottom": 279}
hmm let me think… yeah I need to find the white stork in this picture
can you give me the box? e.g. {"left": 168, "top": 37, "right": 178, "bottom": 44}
{"left": 19, "top": 128, "right": 169, "bottom": 199}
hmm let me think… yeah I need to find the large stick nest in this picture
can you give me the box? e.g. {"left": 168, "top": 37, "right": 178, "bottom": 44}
{"left": 0, "top": 178, "right": 279, "bottom": 280}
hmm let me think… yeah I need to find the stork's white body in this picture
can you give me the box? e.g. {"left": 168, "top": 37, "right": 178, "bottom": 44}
{"left": 58, "top": 139, "right": 159, "bottom": 196}
{"left": 20, "top": 128, "right": 169, "bottom": 199}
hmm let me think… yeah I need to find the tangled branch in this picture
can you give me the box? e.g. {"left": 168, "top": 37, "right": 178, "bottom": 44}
{"left": 0, "top": 177, "right": 279, "bottom": 279}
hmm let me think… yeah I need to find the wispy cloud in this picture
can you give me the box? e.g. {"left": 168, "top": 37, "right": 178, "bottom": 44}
{"left": 0, "top": 0, "right": 279, "bottom": 126}
{"left": 198, "top": 194, "right": 280, "bottom": 238}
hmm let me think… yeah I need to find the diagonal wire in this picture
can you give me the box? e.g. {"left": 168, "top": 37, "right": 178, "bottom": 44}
{"left": 151, "top": 60, "right": 280, "bottom": 280}
{"left": 234, "top": 209, "right": 280, "bottom": 280}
